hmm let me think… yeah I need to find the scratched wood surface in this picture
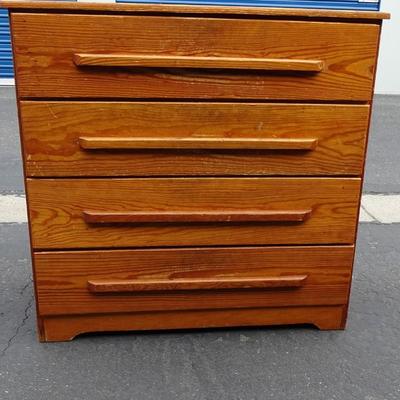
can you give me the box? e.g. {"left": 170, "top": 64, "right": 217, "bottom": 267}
{"left": 34, "top": 245, "right": 353, "bottom": 316}
{"left": 26, "top": 178, "right": 361, "bottom": 249}
{"left": 20, "top": 102, "right": 369, "bottom": 177}
{"left": 11, "top": 14, "right": 379, "bottom": 100}
{"left": 5, "top": 2, "right": 385, "bottom": 340}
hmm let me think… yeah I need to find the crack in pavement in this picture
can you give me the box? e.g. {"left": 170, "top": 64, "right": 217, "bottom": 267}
{"left": 360, "top": 204, "right": 379, "bottom": 222}
{"left": 0, "top": 292, "right": 34, "bottom": 360}
{"left": 19, "top": 279, "right": 32, "bottom": 295}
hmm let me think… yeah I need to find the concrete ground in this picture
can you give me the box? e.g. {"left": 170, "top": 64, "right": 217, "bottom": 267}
{"left": 0, "top": 87, "right": 399, "bottom": 399}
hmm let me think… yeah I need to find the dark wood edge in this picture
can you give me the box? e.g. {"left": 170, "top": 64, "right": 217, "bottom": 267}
{"left": 340, "top": 24, "right": 383, "bottom": 327}
{"left": 0, "top": 1, "right": 390, "bottom": 20}
{"left": 8, "top": 12, "right": 45, "bottom": 342}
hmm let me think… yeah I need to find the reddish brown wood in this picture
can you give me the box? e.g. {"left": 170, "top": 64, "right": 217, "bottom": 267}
{"left": 20, "top": 102, "right": 369, "bottom": 177}
{"left": 73, "top": 53, "right": 324, "bottom": 72}
{"left": 87, "top": 275, "right": 308, "bottom": 293}
{"left": 82, "top": 209, "right": 312, "bottom": 224}
{"left": 11, "top": 14, "right": 380, "bottom": 100}
{"left": 34, "top": 245, "right": 353, "bottom": 316}
{"left": 5, "top": 2, "right": 386, "bottom": 341}
{"left": 38, "top": 305, "right": 347, "bottom": 342}
{"left": 1, "top": 1, "right": 389, "bottom": 20}
{"left": 27, "top": 178, "right": 361, "bottom": 249}
{"left": 78, "top": 136, "right": 318, "bottom": 151}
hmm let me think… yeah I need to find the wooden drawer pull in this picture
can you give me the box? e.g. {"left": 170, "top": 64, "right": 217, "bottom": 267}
{"left": 78, "top": 137, "right": 318, "bottom": 151}
{"left": 73, "top": 53, "right": 324, "bottom": 72}
{"left": 87, "top": 275, "right": 309, "bottom": 293}
{"left": 82, "top": 210, "right": 312, "bottom": 224}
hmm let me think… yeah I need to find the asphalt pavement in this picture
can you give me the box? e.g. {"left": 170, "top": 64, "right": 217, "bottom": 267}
{"left": 0, "top": 87, "right": 399, "bottom": 400}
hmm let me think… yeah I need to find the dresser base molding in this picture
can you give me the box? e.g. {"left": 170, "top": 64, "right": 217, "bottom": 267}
{"left": 38, "top": 306, "right": 346, "bottom": 342}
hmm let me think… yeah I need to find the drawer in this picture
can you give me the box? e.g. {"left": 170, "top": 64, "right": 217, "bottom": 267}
{"left": 27, "top": 177, "right": 361, "bottom": 249}
{"left": 12, "top": 14, "right": 379, "bottom": 100}
{"left": 20, "top": 102, "right": 369, "bottom": 177}
{"left": 34, "top": 246, "right": 354, "bottom": 316}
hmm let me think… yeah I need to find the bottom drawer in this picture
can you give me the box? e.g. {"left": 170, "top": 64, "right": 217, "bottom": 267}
{"left": 34, "top": 246, "right": 354, "bottom": 316}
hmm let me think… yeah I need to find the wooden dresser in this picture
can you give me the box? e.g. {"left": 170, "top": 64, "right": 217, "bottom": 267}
{"left": 2, "top": 0, "right": 388, "bottom": 341}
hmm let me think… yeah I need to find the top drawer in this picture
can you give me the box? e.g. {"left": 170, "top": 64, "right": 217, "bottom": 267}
{"left": 11, "top": 13, "right": 379, "bottom": 101}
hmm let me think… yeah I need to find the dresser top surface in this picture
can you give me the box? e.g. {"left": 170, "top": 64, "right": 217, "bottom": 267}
{"left": 0, "top": 0, "right": 389, "bottom": 20}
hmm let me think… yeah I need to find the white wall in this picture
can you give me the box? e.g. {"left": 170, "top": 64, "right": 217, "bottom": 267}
{"left": 375, "top": 0, "right": 400, "bottom": 94}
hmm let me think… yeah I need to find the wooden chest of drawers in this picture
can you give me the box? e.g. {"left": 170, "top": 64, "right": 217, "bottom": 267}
{"left": 2, "top": 0, "right": 388, "bottom": 341}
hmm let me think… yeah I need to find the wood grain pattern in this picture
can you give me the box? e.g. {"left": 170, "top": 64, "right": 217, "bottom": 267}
{"left": 39, "top": 305, "right": 347, "bottom": 342}
{"left": 26, "top": 178, "right": 361, "bottom": 249}
{"left": 11, "top": 14, "right": 379, "bottom": 100}
{"left": 20, "top": 102, "right": 369, "bottom": 177}
{"left": 73, "top": 53, "right": 324, "bottom": 72}
{"left": 87, "top": 275, "right": 309, "bottom": 293}
{"left": 82, "top": 209, "right": 312, "bottom": 223}
{"left": 2, "top": 1, "right": 389, "bottom": 20}
{"left": 78, "top": 137, "right": 318, "bottom": 151}
{"left": 6, "top": 2, "right": 383, "bottom": 340}
{"left": 34, "top": 245, "right": 353, "bottom": 316}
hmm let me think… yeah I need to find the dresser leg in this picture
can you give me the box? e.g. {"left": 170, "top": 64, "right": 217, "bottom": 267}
{"left": 38, "top": 317, "right": 78, "bottom": 342}
{"left": 312, "top": 305, "right": 347, "bottom": 330}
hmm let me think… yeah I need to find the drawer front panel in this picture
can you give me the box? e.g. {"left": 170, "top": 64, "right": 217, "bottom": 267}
{"left": 27, "top": 178, "right": 361, "bottom": 249}
{"left": 34, "top": 246, "right": 354, "bottom": 316}
{"left": 12, "top": 14, "right": 379, "bottom": 100}
{"left": 21, "top": 102, "right": 369, "bottom": 177}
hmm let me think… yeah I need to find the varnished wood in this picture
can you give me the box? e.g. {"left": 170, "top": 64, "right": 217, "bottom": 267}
{"left": 20, "top": 102, "right": 369, "bottom": 177}
{"left": 34, "top": 245, "right": 353, "bottom": 316}
{"left": 1, "top": 1, "right": 389, "bottom": 20}
{"left": 87, "top": 275, "right": 308, "bottom": 293}
{"left": 73, "top": 53, "right": 324, "bottom": 72}
{"left": 6, "top": 2, "right": 385, "bottom": 340}
{"left": 39, "top": 305, "right": 347, "bottom": 342}
{"left": 26, "top": 178, "right": 361, "bottom": 249}
{"left": 82, "top": 209, "right": 312, "bottom": 224}
{"left": 11, "top": 14, "right": 379, "bottom": 100}
{"left": 78, "top": 136, "right": 318, "bottom": 151}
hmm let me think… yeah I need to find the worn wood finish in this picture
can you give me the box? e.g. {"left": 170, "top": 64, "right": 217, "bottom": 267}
{"left": 27, "top": 178, "right": 361, "bottom": 249}
{"left": 20, "top": 102, "right": 369, "bottom": 177}
{"left": 6, "top": 2, "right": 386, "bottom": 340}
{"left": 82, "top": 209, "right": 312, "bottom": 224}
{"left": 78, "top": 137, "right": 319, "bottom": 151}
{"left": 12, "top": 14, "right": 379, "bottom": 100}
{"left": 87, "top": 275, "right": 309, "bottom": 293}
{"left": 73, "top": 53, "right": 325, "bottom": 72}
{"left": 1, "top": 1, "right": 389, "bottom": 20}
{"left": 34, "top": 246, "right": 353, "bottom": 316}
{"left": 39, "top": 305, "right": 347, "bottom": 342}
